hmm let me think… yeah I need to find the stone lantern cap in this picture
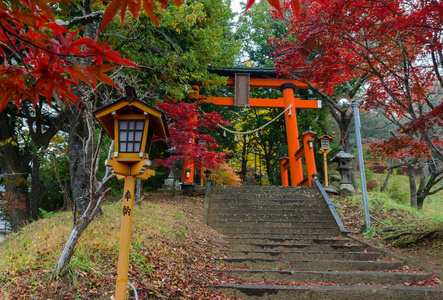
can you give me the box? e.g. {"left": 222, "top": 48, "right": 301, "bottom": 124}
{"left": 330, "top": 146, "right": 355, "bottom": 170}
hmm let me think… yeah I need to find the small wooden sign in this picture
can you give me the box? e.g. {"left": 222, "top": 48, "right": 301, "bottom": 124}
{"left": 235, "top": 73, "right": 250, "bottom": 107}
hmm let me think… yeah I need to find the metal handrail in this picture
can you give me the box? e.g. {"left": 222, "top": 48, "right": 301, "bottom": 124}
{"left": 312, "top": 178, "right": 350, "bottom": 234}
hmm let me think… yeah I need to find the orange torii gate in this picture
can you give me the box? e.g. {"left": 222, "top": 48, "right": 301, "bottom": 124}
{"left": 183, "top": 67, "right": 321, "bottom": 186}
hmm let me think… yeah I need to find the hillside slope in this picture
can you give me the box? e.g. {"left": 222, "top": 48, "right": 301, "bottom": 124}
{"left": 0, "top": 194, "right": 234, "bottom": 299}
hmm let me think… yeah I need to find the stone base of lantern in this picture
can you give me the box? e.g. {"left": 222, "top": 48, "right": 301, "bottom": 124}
{"left": 159, "top": 168, "right": 181, "bottom": 191}
{"left": 339, "top": 183, "right": 355, "bottom": 196}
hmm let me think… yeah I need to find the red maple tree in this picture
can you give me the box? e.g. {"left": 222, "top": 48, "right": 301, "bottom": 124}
{"left": 0, "top": 0, "right": 138, "bottom": 112}
{"left": 97, "top": 0, "right": 307, "bottom": 33}
{"left": 270, "top": 0, "right": 443, "bottom": 208}
{"left": 155, "top": 100, "right": 230, "bottom": 177}
{"left": 1, "top": 0, "right": 309, "bottom": 113}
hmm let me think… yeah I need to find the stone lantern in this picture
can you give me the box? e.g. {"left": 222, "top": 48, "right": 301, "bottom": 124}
{"left": 330, "top": 146, "right": 355, "bottom": 195}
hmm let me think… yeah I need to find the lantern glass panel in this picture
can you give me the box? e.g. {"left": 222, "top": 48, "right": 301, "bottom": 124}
{"left": 120, "top": 131, "right": 127, "bottom": 141}
{"left": 322, "top": 139, "right": 329, "bottom": 149}
{"left": 119, "top": 119, "right": 145, "bottom": 153}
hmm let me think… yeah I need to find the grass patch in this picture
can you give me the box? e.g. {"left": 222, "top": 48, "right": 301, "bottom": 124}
{"left": 332, "top": 173, "right": 443, "bottom": 274}
{"left": 333, "top": 172, "right": 443, "bottom": 248}
{"left": 0, "top": 193, "right": 231, "bottom": 299}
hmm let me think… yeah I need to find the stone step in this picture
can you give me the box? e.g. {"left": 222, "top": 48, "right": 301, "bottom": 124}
{"left": 211, "top": 194, "right": 323, "bottom": 200}
{"left": 207, "top": 214, "right": 335, "bottom": 223}
{"left": 216, "top": 269, "right": 432, "bottom": 285}
{"left": 213, "top": 225, "right": 340, "bottom": 235}
{"left": 222, "top": 237, "right": 352, "bottom": 245}
{"left": 212, "top": 220, "right": 337, "bottom": 228}
{"left": 219, "top": 258, "right": 405, "bottom": 271}
{"left": 207, "top": 185, "right": 442, "bottom": 299}
{"left": 222, "top": 249, "right": 382, "bottom": 260}
{"left": 220, "top": 232, "right": 339, "bottom": 239}
{"left": 209, "top": 203, "right": 329, "bottom": 210}
{"left": 209, "top": 208, "right": 332, "bottom": 216}
{"left": 210, "top": 198, "right": 326, "bottom": 205}
{"left": 211, "top": 186, "right": 318, "bottom": 193}
{"left": 212, "top": 284, "right": 443, "bottom": 300}
{"left": 211, "top": 200, "right": 325, "bottom": 206}
{"left": 218, "top": 242, "right": 367, "bottom": 252}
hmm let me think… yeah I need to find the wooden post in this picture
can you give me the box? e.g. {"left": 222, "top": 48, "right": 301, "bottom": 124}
{"left": 281, "top": 83, "right": 303, "bottom": 186}
{"left": 323, "top": 152, "right": 329, "bottom": 186}
{"left": 181, "top": 114, "right": 198, "bottom": 183}
{"left": 115, "top": 175, "right": 136, "bottom": 300}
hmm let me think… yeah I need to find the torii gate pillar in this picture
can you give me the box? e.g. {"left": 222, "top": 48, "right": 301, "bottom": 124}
{"left": 181, "top": 114, "right": 197, "bottom": 184}
{"left": 281, "top": 83, "right": 303, "bottom": 186}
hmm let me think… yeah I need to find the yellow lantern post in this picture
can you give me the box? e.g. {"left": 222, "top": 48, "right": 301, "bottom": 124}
{"left": 94, "top": 86, "right": 169, "bottom": 300}
{"left": 315, "top": 134, "right": 334, "bottom": 187}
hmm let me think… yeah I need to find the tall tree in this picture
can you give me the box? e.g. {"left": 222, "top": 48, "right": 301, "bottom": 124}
{"left": 271, "top": 0, "right": 443, "bottom": 208}
{"left": 0, "top": 101, "right": 68, "bottom": 230}
{"left": 0, "top": 0, "right": 285, "bottom": 272}
{"left": 0, "top": 0, "right": 137, "bottom": 225}
{"left": 102, "top": 0, "right": 240, "bottom": 101}
{"left": 155, "top": 101, "right": 229, "bottom": 176}
{"left": 235, "top": 0, "right": 286, "bottom": 67}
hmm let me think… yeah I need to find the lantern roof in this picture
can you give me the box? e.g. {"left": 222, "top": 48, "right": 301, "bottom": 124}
{"left": 315, "top": 134, "right": 334, "bottom": 144}
{"left": 330, "top": 146, "right": 355, "bottom": 162}
{"left": 94, "top": 86, "right": 169, "bottom": 140}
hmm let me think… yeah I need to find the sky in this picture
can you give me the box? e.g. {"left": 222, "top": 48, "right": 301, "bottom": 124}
{"left": 231, "top": 0, "right": 245, "bottom": 14}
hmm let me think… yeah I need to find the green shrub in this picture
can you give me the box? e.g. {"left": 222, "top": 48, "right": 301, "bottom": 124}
{"left": 365, "top": 167, "right": 375, "bottom": 182}
{"left": 385, "top": 176, "right": 409, "bottom": 205}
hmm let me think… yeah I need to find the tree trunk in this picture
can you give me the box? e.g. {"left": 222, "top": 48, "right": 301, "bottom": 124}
{"left": 380, "top": 167, "right": 393, "bottom": 192}
{"left": 56, "top": 120, "right": 114, "bottom": 275}
{"left": 55, "top": 195, "right": 103, "bottom": 275}
{"left": 61, "top": 180, "right": 72, "bottom": 211}
{"left": 417, "top": 193, "right": 425, "bottom": 210}
{"left": 68, "top": 110, "right": 91, "bottom": 218}
{"left": 416, "top": 169, "right": 443, "bottom": 210}
{"left": 241, "top": 140, "right": 247, "bottom": 180}
{"left": 264, "top": 152, "right": 274, "bottom": 185}
{"left": 66, "top": 1, "right": 101, "bottom": 219}
{"left": 416, "top": 162, "right": 427, "bottom": 210}
{"left": 135, "top": 179, "right": 141, "bottom": 203}
{"left": 173, "top": 162, "right": 181, "bottom": 197}
{"left": 30, "top": 154, "right": 41, "bottom": 220}
{"left": 2, "top": 173, "right": 29, "bottom": 232}
{"left": 0, "top": 110, "right": 30, "bottom": 231}
{"left": 407, "top": 165, "right": 418, "bottom": 209}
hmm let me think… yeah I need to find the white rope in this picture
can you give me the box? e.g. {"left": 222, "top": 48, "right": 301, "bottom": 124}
{"left": 0, "top": 173, "right": 28, "bottom": 177}
{"left": 199, "top": 104, "right": 292, "bottom": 136}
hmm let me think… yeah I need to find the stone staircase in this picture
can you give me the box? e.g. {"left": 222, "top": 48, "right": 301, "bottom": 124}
{"left": 206, "top": 185, "right": 443, "bottom": 299}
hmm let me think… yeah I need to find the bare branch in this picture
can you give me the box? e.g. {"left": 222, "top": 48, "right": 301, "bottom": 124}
{"left": 46, "top": 150, "right": 73, "bottom": 211}
{"left": 56, "top": 11, "right": 104, "bottom": 30}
